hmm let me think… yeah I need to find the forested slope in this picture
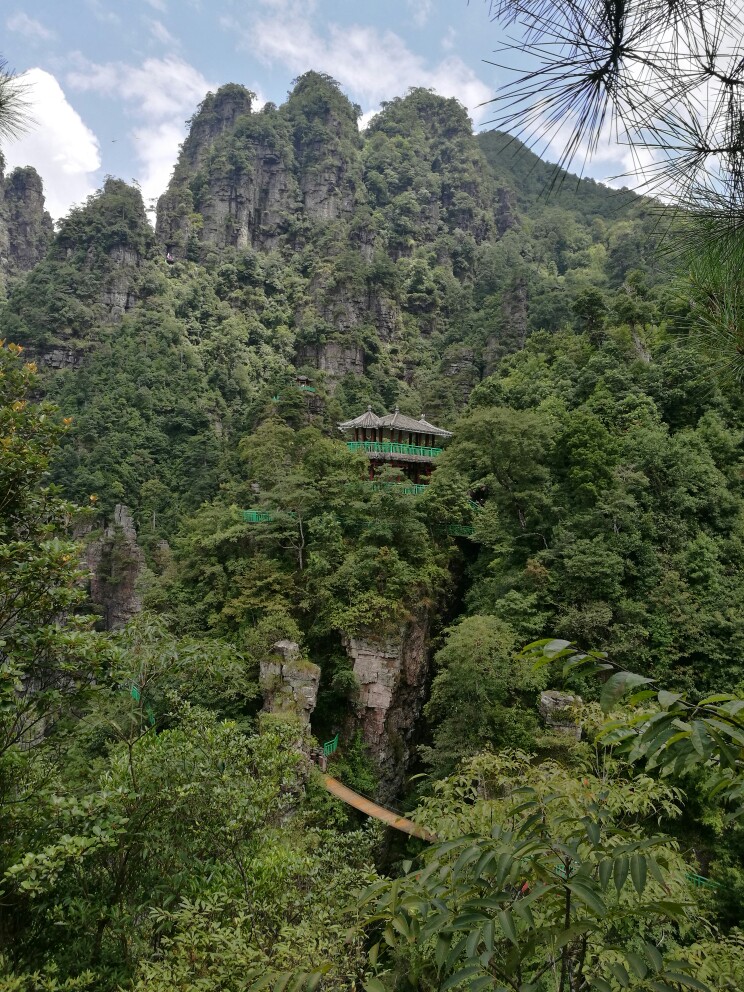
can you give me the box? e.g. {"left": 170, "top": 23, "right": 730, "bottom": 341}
{"left": 4, "top": 70, "right": 744, "bottom": 989}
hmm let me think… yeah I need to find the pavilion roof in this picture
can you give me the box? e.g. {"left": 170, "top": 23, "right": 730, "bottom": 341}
{"left": 378, "top": 409, "right": 452, "bottom": 438}
{"left": 338, "top": 406, "right": 452, "bottom": 438}
{"left": 338, "top": 406, "right": 382, "bottom": 430}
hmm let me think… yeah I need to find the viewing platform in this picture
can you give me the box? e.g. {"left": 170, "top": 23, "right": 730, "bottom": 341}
{"left": 346, "top": 440, "right": 444, "bottom": 461}
{"left": 339, "top": 406, "right": 451, "bottom": 484}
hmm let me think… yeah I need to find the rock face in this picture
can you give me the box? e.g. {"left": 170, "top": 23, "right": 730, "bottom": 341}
{"left": 25, "top": 346, "right": 86, "bottom": 371}
{"left": 101, "top": 245, "right": 141, "bottom": 319}
{"left": 343, "top": 613, "right": 430, "bottom": 801}
{"left": 180, "top": 84, "right": 255, "bottom": 172}
{"left": 443, "top": 345, "right": 479, "bottom": 403}
{"left": 494, "top": 186, "right": 519, "bottom": 236}
{"left": 297, "top": 341, "right": 365, "bottom": 379}
{"left": 156, "top": 74, "right": 362, "bottom": 255}
{"left": 260, "top": 640, "right": 321, "bottom": 726}
{"left": 85, "top": 505, "right": 146, "bottom": 630}
{"left": 539, "top": 690, "right": 583, "bottom": 740}
{"left": 0, "top": 158, "right": 53, "bottom": 285}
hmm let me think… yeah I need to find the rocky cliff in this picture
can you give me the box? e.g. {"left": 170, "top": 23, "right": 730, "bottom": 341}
{"left": 260, "top": 639, "right": 321, "bottom": 727}
{"left": 0, "top": 178, "right": 153, "bottom": 366}
{"left": 156, "top": 73, "right": 363, "bottom": 254}
{"left": 85, "top": 504, "right": 146, "bottom": 630}
{"left": 0, "top": 156, "right": 53, "bottom": 288}
{"left": 343, "top": 612, "right": 430, "bottom": 802}
{"left": 154, "top": 75, "right": 494, "bottom": 390}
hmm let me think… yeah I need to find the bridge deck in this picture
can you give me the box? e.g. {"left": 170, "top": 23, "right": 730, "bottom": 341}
{"left": 322, "top": 774, "right": 436, "bottom": 842}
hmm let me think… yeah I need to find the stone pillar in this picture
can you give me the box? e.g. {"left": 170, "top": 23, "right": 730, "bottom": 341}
{"left": 260, "top": 640, "right": 321, "bottom": 727}
{"left": 85, "top": 504, "right": 145, "bottom": 630}
{"left": 538, "top": 691, "right": 583, "bottom": 740}
{"left": 343, "top": 610, "right": 430, "bottom": 802}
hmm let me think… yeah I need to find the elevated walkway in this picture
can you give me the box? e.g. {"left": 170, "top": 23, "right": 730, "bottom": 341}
{"left": 321, "top": 774, "right": 436, "bottom": 842}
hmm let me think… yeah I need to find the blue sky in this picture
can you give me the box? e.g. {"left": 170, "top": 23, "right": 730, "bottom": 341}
{"left": 2, "top": 0, "right": 619, "bottom": 221}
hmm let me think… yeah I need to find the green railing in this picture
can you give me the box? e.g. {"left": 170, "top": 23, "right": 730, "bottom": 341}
{"left": 243, "top": 509, "right": 273, "bottom": 523}
{"left": 323, "top": 733, "right": 339, "bottom": 757}
{"left": 447, "top": 523, "right": 474, "bottom": 537}
{"left": 128, "top": 682, "right": 155, "bottom": 726}
{"left": 347, "top": 441, "right": 443, "bottom": 459}
{"left": 368, "top": 481, "right": 427, "bottom": 496}
{"left": 687, "top": 872, "right": 720, "bottom": 890}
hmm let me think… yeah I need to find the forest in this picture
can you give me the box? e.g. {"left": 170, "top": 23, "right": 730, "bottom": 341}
{"left": 3, "top": 5, "right": 744, "bottom": 987}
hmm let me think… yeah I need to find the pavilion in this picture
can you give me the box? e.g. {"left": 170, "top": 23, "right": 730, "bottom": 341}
{"left": 338, "top": 406, "right": 452, "bottom": 484}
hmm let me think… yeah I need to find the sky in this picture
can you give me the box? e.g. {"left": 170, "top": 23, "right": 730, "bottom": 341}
{"left": 1, "top": 0, "right": 625, "bottom": 222}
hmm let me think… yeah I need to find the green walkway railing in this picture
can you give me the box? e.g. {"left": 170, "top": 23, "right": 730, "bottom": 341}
{"left": 243, "top": 509, "right": 273, "bottom": 523}
{"left": 323, "top": 733, "right": 339, "bottom": 758}
{"left": 347, "top": 441, "right": 444, "bottom": 459}
{"left": 687, "top": 872, "right": 720, "bottom": 890}
{"left": 447, "top": 523, "right": 474, "bottom": 537}
{"left": 368, "top": 481, "right": 427, "bottom": 496}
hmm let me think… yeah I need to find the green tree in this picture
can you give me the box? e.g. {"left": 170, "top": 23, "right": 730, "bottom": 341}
{"left": 483, "top": 0, "right": 744, "bottom": 376}
{"left": 422, "top": 615, "right": 545, "bottom": 777}
{"left": 363, "top": 750, "right": 720, "bottom": 991}
{"left": 0, "top": 341, "right": 109, "bottom": 758}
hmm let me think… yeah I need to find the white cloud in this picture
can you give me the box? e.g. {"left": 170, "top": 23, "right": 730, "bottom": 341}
{"left": 69, "top": 55, "right": 210, "bottom": 122}
{"left": 358, "top": 109, "right": 379, "bottom": 131}
{"left": 144, "top": 0, "right": 168, "bottom": 10}
{"left": 67, "top": 56, "right": 213, "bottom": 209}
{"left": 407, "top": 0, "right": 433, "bottom": 27}
{"left": 130, "top": 120, "right": 186, "bottom": 213}
{"left": 3, "top": 69, "right": 100, "bottom": 220}
{"left": 86, "top": 0, "right": 121, "bottom": 25}
{"left": 6, "top": 12, "right": 55, "bottom": 42}
{"left": 147, "top": 18, "right": 180, "bottom": 48}
{"left": 441, "top": 26, "right": 456, "bottom": 52}
{"left": 246, "top": 11, "right": 494, "bottom": 125}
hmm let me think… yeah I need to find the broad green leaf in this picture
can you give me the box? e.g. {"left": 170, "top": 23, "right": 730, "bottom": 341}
{"left": 658, "top": 690, "right": 684, "bottom": 708}
{"left": 662, "top": 974, "right": 710, "bottom": 992}
{"left": 555, "top": 921, "right": 594, "bottom": 949}
{"left": 609, "top": 962, "right": 630, "bottom": 987}
{"left": 598, "top": 858, "right": 612, "bottom": 891}
{"left": 434, "top": 934, "right": 450, "bottom": 971}
{"left": 466, "top": 927, "right": 481, "bottom": 959}
{"left": 441, "top": 965, "right": 483, "bottom": 990}
{"left": 566, "top": 881, "right": 606, "bottom": 916}
{"left": 614, "top": 855, "right": 629, "bottom": 893}
{"left": 591, "top": 980, "right": 612, "bottom": 992}
{"left": 585, "top": 819, "right": 601, "bottom": 846}
{"left": 482, "top": 919, "right": 495, "bottom": 954}
{"left": 645, "top": 942, "right": 663, "bottom": 971}
{"left": 689, "top": 721, "right": 711, "bottom": 758}
{"left": 497, "top": 909, "right": 518, "bottom": 945}
{"left": 600, "top": 672, "right": 654, "bottom": 713}
{"left": 630, "top": 854, "right": 647, "bottom": 895}
{"left": 625, "top": 951, "right": 648, "bottom": 978}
